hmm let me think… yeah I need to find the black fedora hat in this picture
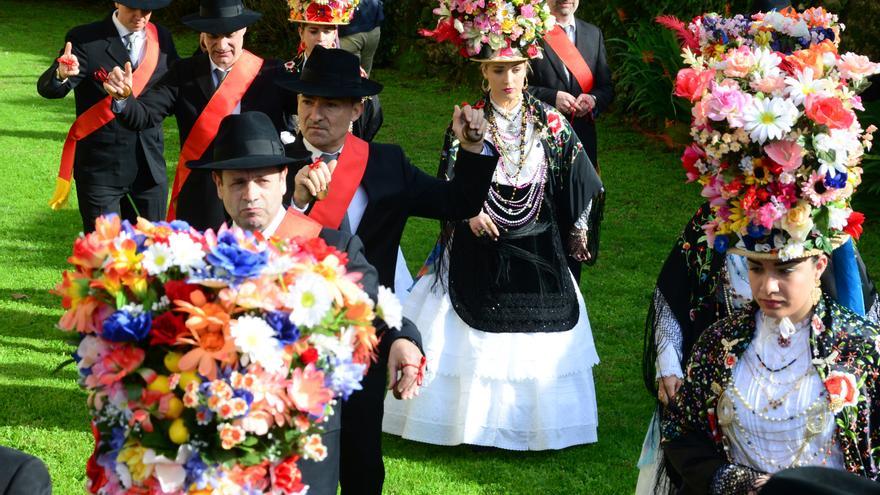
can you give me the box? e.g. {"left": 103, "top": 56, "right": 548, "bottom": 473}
{"left": 181, "top": 0, "right": 262, "bottom": 34}
{"left": 276, "top": 46, "right": 383, "bottom": 98}
{"left": 117, "top": 0, "right": 172, "bottom": 9}
{"left": 187, "top": 112, "right": 302, "bottom": 171}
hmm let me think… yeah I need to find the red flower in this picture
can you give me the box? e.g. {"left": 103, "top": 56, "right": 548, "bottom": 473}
{"left": 546, "top": 112, "right": 563, "bottom": 136}
{"left": 681, "top": 144, "right": 705, "bottom": 183}
{"left": 526, "top": 44, "right": 540, "bottom": 58}
{"left": 149, "top": 312, "right": 189, "bottom": 346}
{"left": 419, "top": 18, "right": 462, "bottom": 45}
{"left": 674, "top": 68, "right": 715, "bottom": 102}
{"left": 92, "top": 67, "right": 109, "bottom": 83}
{"left": 163, "top": 280, "right": 200, "bottom": 304}
{"left": 86, "top": 422, "right": 107, "bottom": 494}
{"left": 306, "top": 3, "right": 333, "bottom": 22}
{"left": 824, "top": 371, "right": 860, "bottom": 413}
{"left": 724, "top": 353, "right": 737, "bottom": 369}
{"left": 272, "top": 456, "right": 305, "bottom": 494}
{"left": 300, "top": 347, "right": 319, "bottom": 365}
{"left": 741, "top": 186, "right": 758, "bottom": 212}
{"left": 805, "top": 94, "right": 855, "bottom": 130}
{"left": 300, "top": 237, "right": 348, "bottom": 265}
{"left": 844, "top": 211, "right": 865, "bottom": 240}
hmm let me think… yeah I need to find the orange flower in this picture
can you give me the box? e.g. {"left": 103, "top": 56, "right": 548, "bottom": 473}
{"left": 805, "top": 94, "right": 855, "bottom": 130}
{"left": 68, "top": 235, "right": 109, "bottom": 274}
{"left": 786, "top": 40, "right": 837, "bottom": 77}
{"left": 287, "top": 364, "right": 333, "bottom": 417}
{"left": 351, "top": 324, "right": 379, "bottom": 366}
{"left": 175, "top": 290, "right": 236, "bottom": 380}
{"left": 824, "top": 371, "right": 860, "bottom": 413}
{"left": 93, "top": 215, "right": 121, "bottom": 242}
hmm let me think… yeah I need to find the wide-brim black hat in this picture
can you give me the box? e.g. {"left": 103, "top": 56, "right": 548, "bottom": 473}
{"left": 118, "top": 0, "right": 172, "bottom": 9}
{"left": 276, "top": 46, "right": 383, "bottom": 98}
{"left": 187, "top": 112, "right": 300, "bottom": 171}
{"left": 181, "top": 0, "right": 262, "bottom": 34}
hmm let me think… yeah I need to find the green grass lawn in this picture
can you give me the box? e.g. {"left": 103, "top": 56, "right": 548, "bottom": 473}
{"left": 1, "top": 1, "right": 878, "bottom": 494}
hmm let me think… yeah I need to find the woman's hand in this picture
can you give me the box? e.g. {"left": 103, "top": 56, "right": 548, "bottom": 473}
{"left": 452, "top": 104, "right": 487, "bottom": 154}
{"left": 657, "top": 375, "right": 683, "bottom": 406}
{"left": 568, "top": 228, "right": 591, "bottom": 262}
{"left": 468, "top": 212, "right": 499, "bottom": 241}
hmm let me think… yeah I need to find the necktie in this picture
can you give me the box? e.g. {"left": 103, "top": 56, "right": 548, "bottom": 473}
{"left": 214, "top": 68, "right": 228, "bottom": 88}
{"left": 563, "top": 25, "right": 575, "bottom": 86}
{"left": 124, "top": 33, "right": 139, "bottom": 69}
{"left": 318, "top": 152, "right": 350, "bottom": 232}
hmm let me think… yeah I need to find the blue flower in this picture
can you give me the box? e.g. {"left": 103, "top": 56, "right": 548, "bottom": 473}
{"left": 328, "top": 358, "right": 366, "bottom": 401}
{"left": 747, "top": 223, "right": 767, "bottom": 239}
{"left": 265, "top": 311, "right": 299, "bottom": 345}
{"left": 824, "top": 171, "right": 847, "bottom": 189}
{"left": 184, "top": 453, "right": 209, "bottom": 487}
{"left": 169, "top": 220, "right": 191, "bottom": 232}
{"left": 233, "top": 389, "right": 254, "bottom": 407}
{"left": 102, "top": 310, "right": 152, "bottom": 342}
{"left": 121, "top": 220, "right": 147, "bottom": 253}
{"left": 206, "top": 232, "right": 268, "bottom": 284}
{"left": 714, "top": 235, "right": 729, "bottom": 254}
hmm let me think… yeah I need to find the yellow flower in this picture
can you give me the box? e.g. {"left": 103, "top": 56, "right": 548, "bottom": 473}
{"left": 753, "top": 31, "right": 772, "bottom": 47}
{"left": 727, "top": 202, "right": 750, "bottom": 235}
{"left": 117, "top": 442, "right": 153, "bottom": 483}
{"left": 780, "top": 201, "right": 814, "bottom": 242}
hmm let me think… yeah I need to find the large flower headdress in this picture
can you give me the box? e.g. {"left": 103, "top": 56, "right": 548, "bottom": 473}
{"left": 668, "top": 7, "right": 880, "bottom": 260}
{"left": 288, "top": 0, "right": 360, "bottom": 25}
{"left": 420, "top": 0, "right": 555, "bottom": 61}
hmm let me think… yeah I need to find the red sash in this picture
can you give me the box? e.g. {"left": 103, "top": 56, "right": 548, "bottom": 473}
{"left": 544, "top": 25, "right": 594, "bottom": 94}
{"left": 166, "top": 50, "right": 264, "bottom": 220}
{"left": 307, "top": 133, "right": 370, "bottom": 229}
{"left": 49, "top": 23, "right": 160, "bottom": 210}
{"left": 274, "top": 207, "right": 323, "bottom": 239}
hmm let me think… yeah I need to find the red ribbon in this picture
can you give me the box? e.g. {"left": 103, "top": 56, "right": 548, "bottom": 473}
{"left": 401, "top": 356, "right": 427, "bottom": 386}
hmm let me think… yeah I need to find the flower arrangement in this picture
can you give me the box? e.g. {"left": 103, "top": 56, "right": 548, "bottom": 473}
{"left": 288, "top": 0, "right": 360, "bottom": 25}
{"left": 667, "top": 7, "right": 880, "bottom": 259}
{"left": 420, "top": 0, "right": 555, "bottom": 60}
{"left": 55, "top": 215, "right": 396, "bottom": 494}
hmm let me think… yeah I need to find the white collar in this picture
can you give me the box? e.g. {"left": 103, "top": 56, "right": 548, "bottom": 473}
{"left": 232, "top": 207, "right": 287, "bottom": 237}
{"left": 555, "top": 17, "right": 576, "bottom": 30}
{"left": 302, "top": 136, "right": 344, "bottom": 160}
{"left": 111, "top": 11, "right": 143, "bottom": 41}
{"left": 756, "top": 311, "right": 811, "bottom": 342}
{"left": 209, "top": 57, "right": 233, "bottom": 75}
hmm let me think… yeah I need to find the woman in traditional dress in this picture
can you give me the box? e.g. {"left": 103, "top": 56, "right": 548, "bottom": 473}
{"left": 284, "top": 0, "right": 383, "bottom": 142}
{"left": 382, "top": 0, "right": 604, "bottom": 450}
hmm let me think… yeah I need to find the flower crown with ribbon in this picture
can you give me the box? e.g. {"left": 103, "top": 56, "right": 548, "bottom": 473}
{"left": 667, "top": 7, "right": 880, "bottom": 260}
{"left": 420, "top": 0, "right": 555, "bottom": 62}
{"left": 288, "top": 0, "right": 360, "bottom": 25}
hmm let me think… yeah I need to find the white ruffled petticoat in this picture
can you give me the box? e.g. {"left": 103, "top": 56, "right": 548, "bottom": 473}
{"left": 382, "top": 273, "right": 600, "bottom": 450}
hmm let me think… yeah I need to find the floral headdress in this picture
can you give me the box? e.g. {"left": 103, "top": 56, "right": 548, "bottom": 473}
{"left": 668, "top": 7, "right": 880, "bottom": 260}
{"left": 288, "top": 0, "right": 360, "bottom": 25}
{"left": 420, "top": 0, "right": 555, "bottom": 62}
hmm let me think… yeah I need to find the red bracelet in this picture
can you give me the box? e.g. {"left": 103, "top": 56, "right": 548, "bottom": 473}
{"left": 400, "top": 356, "right": 427, "bottom": 386}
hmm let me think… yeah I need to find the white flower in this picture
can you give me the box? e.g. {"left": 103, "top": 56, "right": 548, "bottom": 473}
{"left": 743, "top": 96, "right": 799, "bottom": 144}
{"left": 76, "top": 335, "right": 105, "bottom": 369}
{"left": 311, "top": 332, "right": 353, "bottom": 361}
{"left": 141, "top": 446, "right": 192, "bottom": 493}
{"left": 167, "top": 233, "right": 206, "bottom": 272}
{"left": 376, "top": 286, "right": 403, "bottom": 330}
{"left": 752, "top": 47, "right": 782, "bottom": 78}
{"left": 151, "top": 295, "right": 171, "bottom": 312}
{"left": 286, "top": 273, "right": 334, "bottom": 328}
{"left": 779, "top": 242, "right": 806, "bottom": 262}
{"left": 828, "top": 206, "right": 851, "bottom": 230}
{"left": 230, "top": 316, "right": 283, "bottom": 371}
{"left": 738, "top": 155, "right": 755, "bottom": 173}
{"left": 785, "top": 68, "right": 833, "bottom": 107}
{"left": 814, "top": 129, "right": 860, "bottom": 177}
{"left": 143, "top": 242, "right": 175, "bottom": 275}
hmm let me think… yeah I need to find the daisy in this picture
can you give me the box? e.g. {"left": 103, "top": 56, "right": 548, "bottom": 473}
{"left": 167, "top": 232, "right": 206, "bottom": 272}
{"left": 230, "top": 316, "right": 282, "bottom": 369}
{"left": 742, "top": 96, "right": 799, "bottom": 144}
{"left": 784, "top": 67, "right": 832, "bottom": 107}
{"left": 142, "top": 242, "right": 174, "bottom": 276}
{"left": 285, "top": 273, "right": 334, "bottom": 328}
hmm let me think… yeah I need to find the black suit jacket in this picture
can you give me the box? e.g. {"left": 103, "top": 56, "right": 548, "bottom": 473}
{"left": 284, "top": 137, "right": 498, "bottom": 289}
{"left": 0, "top": 447, "right": 51, "bottom": 495}
{"left": 37, "top": 14, "right": 178, "bottom": 186}
{"left": 528, "top": 19, "right": 613, "bottom": 166}
{"left": 114, "top": 52, "right": 296, "bottom": 230}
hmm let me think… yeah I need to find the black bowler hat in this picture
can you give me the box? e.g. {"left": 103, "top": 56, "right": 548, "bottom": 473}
{"left": 187, "top": 112, "right": 303, "bottom": 171}
{"left": 276, "top": 46, "right": 383, "bottom": 98}
{"left": 181, "top": 0, "right": 262, "bottom": 34}
{"left": 118, "top": 0, "right": 172, "bottom": 9}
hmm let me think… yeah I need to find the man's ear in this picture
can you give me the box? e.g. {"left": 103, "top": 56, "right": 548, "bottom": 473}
{"left": 279, "top": 167, "right": 289, "bottom": 196}
{"left": 211, "top": 171, "right": 224, "bottom": 199}
{"left": 350, "top": 99, "right": 365, "bottom": 123}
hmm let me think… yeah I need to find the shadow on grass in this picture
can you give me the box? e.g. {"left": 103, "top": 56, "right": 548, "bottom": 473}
{"left": 0, "top": 128, "right": 68, "bottom": 142}
{"left": 0, "top": 362, "right": 78, "bottom": 383}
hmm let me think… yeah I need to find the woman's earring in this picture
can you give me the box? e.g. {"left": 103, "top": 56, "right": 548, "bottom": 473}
{"left": 811, "top": 284, "right": 822, "bottom": 307}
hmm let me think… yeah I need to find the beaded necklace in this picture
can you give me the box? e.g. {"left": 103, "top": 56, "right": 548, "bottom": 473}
{"left": 484, "top": 100, "right": 547, "bottom": 229}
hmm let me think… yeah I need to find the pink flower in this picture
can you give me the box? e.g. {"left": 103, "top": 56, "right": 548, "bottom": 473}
{"left": 519, "top": 4, "right": 535, "bottom": 18}
{"left": 750, "top": 75, "right": 786, "bottom": 95}
{"left": 801, "top": 172, "right": 842, "bottom": 206}
{"left": 681, "top": 144, "right": 705, "bottom": 183}
{"left": 674, "top": 68, "right": 715, "bottom": 102}
{"left": 838, "top": 52, "right": 880, "bottom": 80}
{"left": 722, "top": 46, "right": 756, "bottom": 78}
{"left": 763, "top": 140, "right": 803, "bottom": 172}
{"left": 287, "top": 364, "right": 333, "bottom": 417}
{"left": 805, "top": 94, "right": 855, "bottom": 130}
{"left": 691, "top": 97, "right": 712, "bottom": 127}
{"left": 701, "top": 176, "right": 727, "bottom": 207}
{"left": 706, "top": 83, "right": 751, "bottom": 127}
{"left": 755, "top": 202, "right": 782, "bottom": 230}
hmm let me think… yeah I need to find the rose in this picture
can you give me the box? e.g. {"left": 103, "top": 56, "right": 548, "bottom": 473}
{"left": 272, "top": 456, "right": 305, "bottom": 495}
{"left": 300, "top": 347, "right": 318, "bottom": 365}
{"left": 838, "top": 52, "right": 880, "bottom": 81}
{"left": 546, "top": 111, "right": 563, "bottom": 135}
{"left": 844, "top": 211, "right": 865, "bottom": 240}
{"left": 722, "top": 46, "right": 755, "bottom": 78}
{"left": 102, "top": 309, "right": 152, "bottom": 342}
{"left": 805, "top": 94, "right": 855, "bottom": 130}
{"left": 674, "top": 68, "right": 715, "bottom": 102}
{"left": 163, "top": 280, "right": 200, "bottom": 304}
{"left": 780, "top": 201, "right": 814, "bottom": 243}
{"left": 706, "top": 83, "right": 750, "bottom": 127}
{"left": 824, "top": 370, "right": 860, "bottom": 413}
{"left": 149, "top": 312, "right": 189, "bottom": 346}
{"left": 681, "top": 144, "right": 705, "bottom": 183}
{"left": 526, "top": 43, "right": 539, "bottom": 58}
{"left": 763, "top": 139, "right": 803, "bottom": 172}
{"left": 750, "top": 75, "right": 786, "bottom": 95}
{"left": 723, "top": 352, "right": 737, "bottom": 368}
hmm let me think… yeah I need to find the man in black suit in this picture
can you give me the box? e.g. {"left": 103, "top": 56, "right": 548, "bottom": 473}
{"left": 278, "top": 46, "right": 497, "bottom": 494}
{"left": 104, "top": 0, "right": 295, "bottom": 232}
{"left": 0, "top": 446, "right": 51, "bottom": 495}
{"left": 189, "top": 111, "right": 423, "bottom": 495}
{"left": 528, "top": 0, "right": 613, "bottom": 170}
{"left": 37, "top": 0, "right": 178, "bottom": 233}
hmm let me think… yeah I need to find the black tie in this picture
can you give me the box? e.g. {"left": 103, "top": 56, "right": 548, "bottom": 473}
{"left": 214, "top": 68, "right": 228, "bottom": 88}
